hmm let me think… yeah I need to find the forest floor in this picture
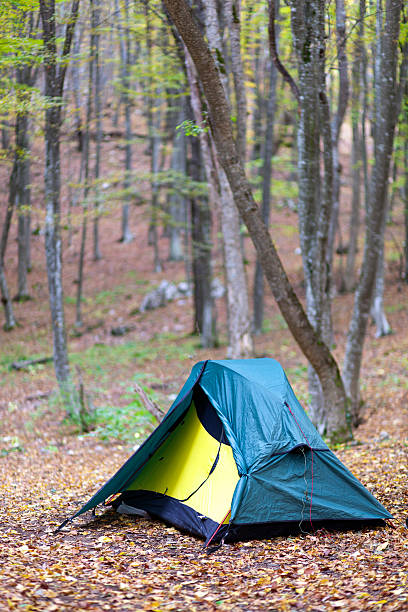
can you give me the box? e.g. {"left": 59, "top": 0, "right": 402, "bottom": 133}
{"left": 0, "top": 125, "right": 408, "bottom": 610}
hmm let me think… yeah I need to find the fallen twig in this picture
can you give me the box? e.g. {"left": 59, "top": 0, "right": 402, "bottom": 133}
{"left": 25, "top": 391, "right": 51, "bottom": 402}
{"left": 11, "top": 357, "right": 53, "bottom": 371}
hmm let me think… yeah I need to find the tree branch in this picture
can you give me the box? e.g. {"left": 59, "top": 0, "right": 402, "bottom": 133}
{"left": 57, "top": 0, "right": 81, "bottom": 95}
{"left": 133, "top": 383, "right": 164, "bottom": 422}
{"left": 268, "top": 0, "right": 300, "bottom": 105}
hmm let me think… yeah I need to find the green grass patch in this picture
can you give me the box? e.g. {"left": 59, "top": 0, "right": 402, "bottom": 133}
{"left": 69, "top": 332, "right": 197, "bottom": 388}
{"left": 90, "top": 400, "right": 157, "bottom": 443}
{"left": 385, "top": 302, "right": 406, "bottom": 313}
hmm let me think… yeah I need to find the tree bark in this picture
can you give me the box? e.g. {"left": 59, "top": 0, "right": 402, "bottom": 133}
{"left": 345, "top": 10, "right": 363, "bottom": 293}
{"left": 168, "top": 107, "right": 186, "bottom": 262}
{"left": 0, "top": 166, "right": 17, "bottom": 330}
{"left": 163, "top": 0, "right": 350, "bottom": 440}
{"left": 116, "top": 0, "right": 133, "bottom": 244}
{"left": 92, "top": 0, "right": 102, "bottom": 261}
{"left": 39, "top": 0, "right": 80, "bottom": 400}
{"left": 204, "top": 0, "right": 253, "bottom": 359}
{"left": 15, "top": 112, "right": 31, "bottom": 302}
{"left": 14, "top": 57, "right": 36, "bottom": 302}
{"left": 288, "top": 0, "right": 335, "bottom": 429}
{"left": 184, "top": 50, "right": 217, "bottom": 347}
{"left": 225, "top": 0, "right": 247, "bottom": 162}
{"left": 343, "top": 0, "right": 402, "bottom": 421}
{"left": 253, "top": 3, "right": 278, "bottom": 335}
{"left": 327, "top": 0, "right": 349, "bottom": 261}
{"left": 75, "top": 0, "right": 95, "bottom": 328}
{"left": 405, "top": 127, "right": 408, "bottom": 282}
{"left": 190, "top": 124, "right": 215, "bottom": 347}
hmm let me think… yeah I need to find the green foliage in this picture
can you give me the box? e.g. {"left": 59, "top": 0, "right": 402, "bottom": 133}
{"left": 69, "top": 333, "right": 197, "bottom": 387}
{"left": 0, "top": 435, "right": 24, "bottom": 457}
{"left": 176, "top": 119, "right": 208, "bottom": 138}
{"left": 90, "top": 388, "right": 157, "bottom": 443}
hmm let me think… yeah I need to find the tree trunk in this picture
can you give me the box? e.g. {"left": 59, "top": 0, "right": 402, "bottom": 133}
{"left": 150, "top": 113, "right": 163, "bottom": 274}
{"left": 370, "top": 18, "right": 407, "bottom": 332}
{"left": 360, "top": 0, "right": 369, "bottom": 213}
{"left": 204, "top": 0, "right": 253, "bottom": 359}
{"left": 15, "top": 113, "right": 31, "bottom": 302}
{"left": 71, "top": 26, "right": 83, "bottom": 152}
{"left": 76, "top": 3, "right": 95, "bottom": 328}
{"left": 0, "top": 167, "right": 17, "bottom": 330}
{"left": 289, "top": 0, "right": 335, "bottom": 429}
{"left": 116, "top": 0, "right": 133, "bottom": 244}
{"left": 163, "top": 0, "right": 350, "bottom": 440}
{"left": 343, "top": 0, "right": 402, "bottom": 421}
{"left": 405, "top": 129, "right": 408, "bottom": 282}
{"left": 168, "top": 107, "right": 186, "bottom": 262}
{"left": 39, "top": 0, "right": 80, "bottom": 401}
{"left": 92, "top": 0, "right": 102, "bottom": 261}
{"left": 250, "top": 44, "right": 263, "bottom": 168}
{"left": 345, "top": 12, "right": 363, "bottom": 293}
{"left": 253, "top": 5, "right": 278, "bottom": 335}
{"left": 327, "top": 0, "right": 349, "bottom": 261}
{"left": 225, "top": 0, "right": 246, "bottom": 162}
{"left": 1, "top": 119, "right": 10, "bottom": 152}
{"left": 15, "top": 62, "right": 35, "bottom": 302}
{"left": 190, "top": 125, "right": 215, "bottom": 348}
{"left": 184, "top": 51, "right": 217, "bottom": 347}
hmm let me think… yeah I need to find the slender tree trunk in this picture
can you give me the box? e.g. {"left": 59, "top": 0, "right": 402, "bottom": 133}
{"left": 327, "top": 0, "right": 349, "bottom": 260}
{"left": 190, "top": 125, "right": 215, "bottom": 348}
{"left": 343, "top": 0, "right": 402, "bottom": 421}
{"left": 76, "top": 1, "right": 95, "bottom": 328}
{"left": 345, "top": 9, "right": 363, "bottom": 293}
{"left": 92, "top": 0, "right": 102, "bottom": 261}
{"left": 14, "top": 60, "right": 35, "bottom": 302}
{"left": 225, "top": 0, "right": 246, "bottom": 162}
{"left": 405, "top": 128, "right": 408, "bottom": 282}
{"left": 366, "top": 0, "right": 391, "bottom": 338}
{"left": 370, "top": 241, "right": 391, "bottom": 337}
{"left": 71, "top": 26, "right": 83, "bottom": 152}
{"left": 15, "top": 112, "right": 31, "bottom": 302}
{"left": 184, "top": 51, "right": 217, "bottom": 347}
{"left": 371, "top": 22, "right": 408, "bottom": 332}
{"left": 345, "top": 120, "right": 361, "bottom": 293}
{"left": 360, "top": 0, "right": 369, "bottom": 212}
{"left": 288, "top": 0, "right": 335, "bottom": 429}
{"left": 150, "top": 104, "right": 163, "bottom": 273}
{"left": 39, "top": 0, "right": 80, "bottom": 400}
{"left": 250, "top": 44, "right": 263, "bottom": 168}
{"left": 204, "top": 0, "right": 253, "bottom": 359}
{"left": 253, "top": 4, "right": 278, "bottom": 335}
{"left": 168, "top": 107, "right": 186, "bottom": 262}
{"left": 116, "top": 0, "right": 133, "bottom": 244}
{"left": 0, "top": 267, "right": 15, "bottom": 330}
{"left": 163, "top": 0, "right": 350, "bottom": 440}
{"left": 1, "top": 119, "right": 10, "bottom": 152}
{"left": 0, "top": 167, "right": 17, "bottom": 330}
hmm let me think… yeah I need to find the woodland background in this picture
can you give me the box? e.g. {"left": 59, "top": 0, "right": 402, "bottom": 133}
{"left": 0, "top": 0, "right": 407, "bottom": 610}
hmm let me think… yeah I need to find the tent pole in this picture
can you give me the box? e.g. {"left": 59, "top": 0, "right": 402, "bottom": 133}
{"left": 205, "top": 508, "right": 231, "bottom": 550}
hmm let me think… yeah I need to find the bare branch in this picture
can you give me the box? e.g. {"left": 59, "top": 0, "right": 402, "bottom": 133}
{"left": 133, "top": 383, "right": 164, "bottom": 422}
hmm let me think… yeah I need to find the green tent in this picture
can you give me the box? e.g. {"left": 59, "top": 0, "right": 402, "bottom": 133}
{"left": 60, "top": 359, "right": 392, "bottom": 544}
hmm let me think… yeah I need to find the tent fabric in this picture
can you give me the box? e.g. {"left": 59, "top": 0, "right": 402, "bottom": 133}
{"left": 67, "top": 358, "right": 392, "bottom": 541}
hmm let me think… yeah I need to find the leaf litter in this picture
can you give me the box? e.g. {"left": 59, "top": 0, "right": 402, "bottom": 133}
{"left": 1, "top": 372, "right": 407, "bottom": 611}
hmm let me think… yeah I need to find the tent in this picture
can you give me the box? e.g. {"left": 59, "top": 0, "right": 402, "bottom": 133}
{"left": 59, "top": 359, "right": 392, "bottom": 544}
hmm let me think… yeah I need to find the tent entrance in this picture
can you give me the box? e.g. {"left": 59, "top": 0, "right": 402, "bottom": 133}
{"left": 117, "top": 385, "right": 239, "bottom": 532}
